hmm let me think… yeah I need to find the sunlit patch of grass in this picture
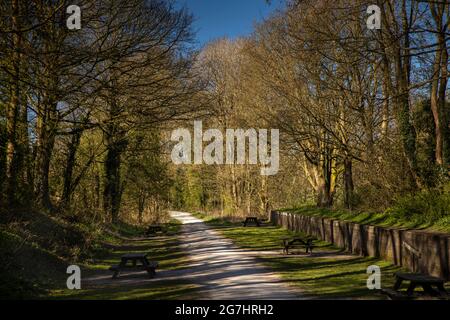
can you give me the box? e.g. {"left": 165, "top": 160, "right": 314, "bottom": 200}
{"left": 261, "top": 256, "right": 400, "bottom": 299}
{"left": 284, "top": 198, "right": 450, "bottom": 233}
{"left": 202, "top": 218, "right": 330, "bottom": 251}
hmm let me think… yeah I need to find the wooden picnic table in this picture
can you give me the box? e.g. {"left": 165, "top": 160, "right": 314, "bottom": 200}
{"left": 109, "top": 253, "right": 159, "bottom": 279}
{"left": 146, "top": 224, "right": 163, "bottom": 235}
{"left": 393, "top": 272, "right": 448, "bottom": 297}
{"left": 282, "top": 237, "right": 314, "bottom": 255}
{"left": 242, "top": 217, "right": 260, "bottom": 227}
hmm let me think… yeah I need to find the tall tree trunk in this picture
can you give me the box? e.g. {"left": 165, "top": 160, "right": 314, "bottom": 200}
{"left": 5, "top": 0, "right": 22, "bottom": 208}
{"left": 393, "top": 0, "right": 419, "bottom": 186}
{"left": 437, "top": 31, "right": 449, "bottom": 165}
{"left": 0, "top": 120, "right": 6, "bottom": 206}
{"left": 245, "top": 165, "right": 251, "bottom": 215}
{"left": 34, "top": 100, "right": 57, "bottom": 210}
{"left": 429, "top": 1, "right": 450, "bottom": 166}
{"left": 34, "top": 15, "right": 60, "bottom": 210}
{"left": 343, "top": 156, "right": 354, "bottom": 209}
{"left": 316, "top": 175, "right": 333, "bottom": 207}
{"left": 103, "top": 140, "right": 123, "bottom": 224}
{"left": 18, "top": 90, "right": 30, "bottom": 195}
{"left": 138, "top": 191, "right": 146, "bottom": 224}
{"left": 380, "top": 0, "right": 419, "bottom": 186}
{"left": 61, "top": 131, "right": 82, "bottom": 207}
{"left": 103, "top": 97, "right": 127, "bottom": 223}
{"left": 316, "top": 147, "right": 335, "bottom": 208}
{"left": 430, "top": 43, "right": 443, "bottom": 165}
{"left": 259, "top": 174, "right": 270, "bottom": 216}
{"left": 230, "top": 165, "right": 238, "bottom": 214}
{"left": 94, "top": 164, "right": 101, "bottom": 209}
{"left": 381, "top": 64, "right": 391, "bottom": 138}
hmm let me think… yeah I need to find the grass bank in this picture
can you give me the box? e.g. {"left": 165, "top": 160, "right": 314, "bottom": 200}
{"left": 1, "top": 211, "right": 200, "bottom": 300}
{"left": 283, "top": 187, "right": 450, "bottom": 233}
{"left": 284, "top": 204, "right": 450, "bottom": 234}
{"left": 0, "top": 209, "right": 103, "bottom": 299}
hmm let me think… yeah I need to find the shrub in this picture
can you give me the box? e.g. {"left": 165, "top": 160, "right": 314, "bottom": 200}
{"left": 387, "top": 186, "right": 450, "bottom": 225}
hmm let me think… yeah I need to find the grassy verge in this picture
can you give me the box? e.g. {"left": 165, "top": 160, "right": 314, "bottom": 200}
{"left": 1, "top": 211, "right": 200, "bottom": 300}
{"left": 196, "top": 214, "right": 408, "bottom": 299}
{"left": 50, "top": 219, "right": 201, "bottom": 300}
{"left": 283, "top": 185, "right": 450, "bottom": 234}
{"left": 0, "top": 209, "right": 102, "bottom": 299}
{"left": 262, "top": 256, "right": 399, "bottom": 299}
{"left": 283, "top": 206, "right": 450, "bottom": 234}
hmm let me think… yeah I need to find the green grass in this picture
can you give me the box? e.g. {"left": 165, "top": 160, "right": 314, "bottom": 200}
{"left": 284, "top": 204, "right": 450, "bottom": 233}
{"left": 193, "top": 212, "right": 330, "bottom": 250}
{"left": 205, "top": 223, "right": 330, "bottom": 251}
{"left": 199, "top": 216, "right": 406, "bottom": 299}
{"left": 262, "top": 256, "right": 399, "bottom": 299}
{"left": 282, "top": 185, "right": 450, "bottom": 233}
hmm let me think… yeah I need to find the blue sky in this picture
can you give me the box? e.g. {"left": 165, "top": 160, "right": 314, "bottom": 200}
{"left": 176, "top": 0, "right": 284, "bottom": 47}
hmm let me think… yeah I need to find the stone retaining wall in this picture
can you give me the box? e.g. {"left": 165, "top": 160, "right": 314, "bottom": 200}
{"left": 270, "top": 211, "right": 450, "bottom": 280}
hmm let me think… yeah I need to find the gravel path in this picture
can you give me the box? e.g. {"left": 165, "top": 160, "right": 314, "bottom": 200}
{"left": 170, "top": 211, "right": 301, "bottom": 300}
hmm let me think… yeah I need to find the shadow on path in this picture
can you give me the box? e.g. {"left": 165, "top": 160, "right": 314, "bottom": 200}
{"left": 169, "top": 211, "right": 303, "bottom": 300}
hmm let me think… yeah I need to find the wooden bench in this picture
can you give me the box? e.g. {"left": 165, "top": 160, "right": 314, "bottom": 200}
{"left": 381, "top": 241, "right": 448, "bottom": 299}
{"left": 242, "top": 217, "right": 260, "bottom": 227}
{"left": 392, "top": 272, "right": 448, "bottom": 297}
{"left": 109, "top": 253, "right": 159, "bottom": 279}
{"left": 381, "top": 288, "right": 415, "bottom": 300}
{"left": 282, "top": 237, "right": 314, "bottom": 255}
{"left": 146, "top": 225, "right": 163, "bottom": 235}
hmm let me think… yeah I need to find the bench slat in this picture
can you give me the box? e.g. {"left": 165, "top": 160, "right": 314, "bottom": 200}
{"left": 109, "top": 261, "right": 159, "bottom": 279}
{"left": 396, "top": 273, "right": 444, "bottom": 284}
{"left": 122, "top": 253, "right": 148, "bottom": 259}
